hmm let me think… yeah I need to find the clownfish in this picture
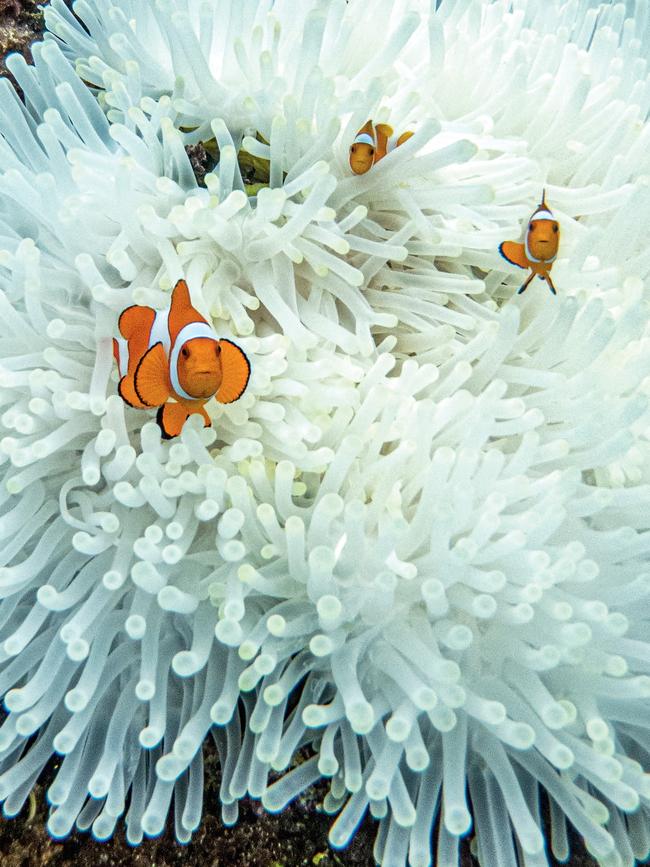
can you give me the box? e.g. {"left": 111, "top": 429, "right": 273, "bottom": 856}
{"left": 499, "top": 190, "right": 560, "bottom": 295}
{"left": 348, "top": 120, "right": 414, "bottom": 175}
{"left": 113, "top": 279, "right": 250, "bottom": 439}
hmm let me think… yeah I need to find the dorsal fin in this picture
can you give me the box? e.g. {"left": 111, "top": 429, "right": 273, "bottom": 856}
{"left": 355, "top": 120, "right": 376, "bottom": 143}
{"left": 530, "top": 188, "right": 554, "bottom": 221}
{"left": 133, "top": 343, "right": 171, "bottom": 407}
{"left": 167, "top": 279, "right": 207, "bottom": 345}
{"left": 118, "top": 305, "right": 155, "bottom": 341}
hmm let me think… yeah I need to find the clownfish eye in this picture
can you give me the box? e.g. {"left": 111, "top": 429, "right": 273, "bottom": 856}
{"left": 350, "top": 144, "right": 356, "bottom": 153}
{"left": 553, "top": 224, "right": 559, "bottom": 233}
{"left": 369, "top": 147, "right": 375, "bottom": 154}
{"left": 181, "top": 346, "right": 190, "bottom": 359}
{"left": 215, "top": 343, "right": 222, "bottom": 356}
{"left": 528, "top": 223, "right": 534, "bottom": 231}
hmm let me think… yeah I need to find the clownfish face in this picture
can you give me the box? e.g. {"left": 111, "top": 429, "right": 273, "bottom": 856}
{"left": 177, "top": 338, "right": 223, "bottom": 399}
{"left": 349, "top": 142, "right": 375, "bottom": 175}
{"left": 527, "top": 218, "right": 559, "bottom": 261}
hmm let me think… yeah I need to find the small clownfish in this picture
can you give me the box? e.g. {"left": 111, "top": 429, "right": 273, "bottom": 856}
{"left": 113, "top": 279, "right": 250, "bottom": 439}
{"left": 499, "top": 190, "right": 560, "bottom": 295}
{"left": 348, "top": 120, "right": 414, "bottom": 175}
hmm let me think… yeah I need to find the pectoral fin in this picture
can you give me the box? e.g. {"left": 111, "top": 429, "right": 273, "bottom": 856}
{"left": 118, "top": 375, "right": 149, "bottom": 410}
{"left": 499, "top": 241, "right": 529, "bottom": 270}
{"left": 216, "top": 339, "right": 251, "bottom": 404}
{"left": 134, "top": 342, "right": 170, "bottom": 407}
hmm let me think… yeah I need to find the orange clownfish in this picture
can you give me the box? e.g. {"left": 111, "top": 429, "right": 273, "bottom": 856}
{"left": 348, "top": 120, "right": 414, "bottom": 175}
{"left": 499, "top": 190, "right": 560, "bottom": 295}
{"left": 113, "top": 279, "right": 251, "bottom": 439}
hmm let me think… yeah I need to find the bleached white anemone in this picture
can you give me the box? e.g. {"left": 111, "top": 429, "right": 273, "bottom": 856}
{"left": 0, "top": 1, "right": 649, "bottom": 865}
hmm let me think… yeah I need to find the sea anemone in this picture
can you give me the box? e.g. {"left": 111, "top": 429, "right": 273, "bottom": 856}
{"left": 0, "top": 0, "right": 649, "bottom": 865}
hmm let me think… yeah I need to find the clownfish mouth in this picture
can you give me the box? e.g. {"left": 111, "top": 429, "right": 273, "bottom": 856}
{"left": 184, "top": 371, "right": 220, "bottom": 398}
{"left": 187, "top": 385, "right": 219, "bottom": 400}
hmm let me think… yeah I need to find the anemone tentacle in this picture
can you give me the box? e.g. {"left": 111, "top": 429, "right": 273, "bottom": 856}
{"left": 0, "top": 1, "right": 648, "bottom": 865}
